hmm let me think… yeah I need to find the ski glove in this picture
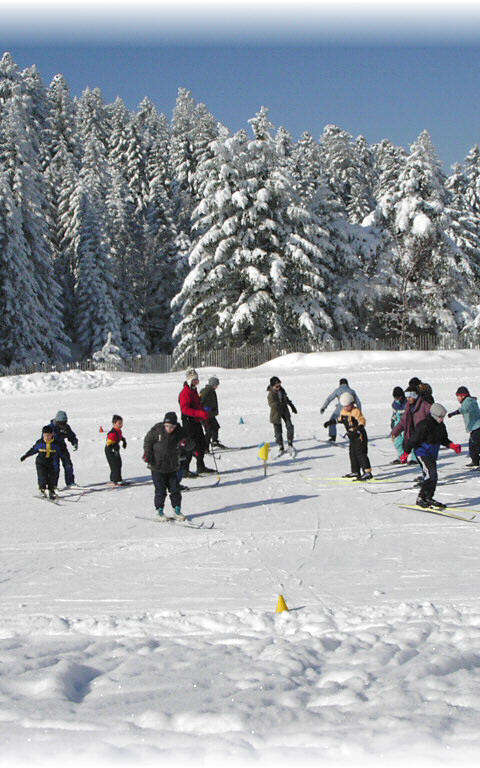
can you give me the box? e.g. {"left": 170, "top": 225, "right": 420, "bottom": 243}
{"left": 72, "top": 441, "right": 78, "bottom": 451}
{"left": 121, "top": 438, "right": 127, "bottom": 449}
{"left": 290, "top": 404, "right": 298, "bottom": 414}
{"left": 324, "top": 420, "right": 333, "bottom": 428}
{"left": 449, "top": 442, "right": 461, "bottom": 454}
{"left": 447, "top": 409, "right": 460, "bottom": 418}
{"left": 204, "top": 406, "right": 211, "bottom": 412}
{"left": 320, "top": 408, "right": 325, "bottom": 414}
{"left": 20, "top": 454, "right": 27, "bottom": 462}
{"left": 399, "top": 452, "right": 409, "bottom": 464}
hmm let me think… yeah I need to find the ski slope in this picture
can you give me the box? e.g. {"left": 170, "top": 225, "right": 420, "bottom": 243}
{"left": 1, "top": 350, "right": 480, "bottom": 768}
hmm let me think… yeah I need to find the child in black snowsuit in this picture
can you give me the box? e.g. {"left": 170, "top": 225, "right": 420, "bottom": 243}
{"left": 143, "top": 411, "right": 195, "bottom": 521}
{"left": 105, "top": 414, "right": 127, "bottom": 485}
{"left": 267, "top": 376, "right": 297, "bottom": 457}
{"left": 20, "top": 425, "right": 61, "bottom": 499}
{"left": 50, "top": 410, "right": 78, "bottom": 488}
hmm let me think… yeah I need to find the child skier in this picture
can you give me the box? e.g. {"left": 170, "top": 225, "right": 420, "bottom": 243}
{"left": 320, "top": 378, "right": 361, "bottom": 442}
{"left": 200, "top": 376, "right": 225, "bottom": 451}
{"left": 50, "top": 410, "right": 78, "bottom": 488}
{"left": 390, "top": 387, "right": 407, "bottom": 464}
{"left": 447, "top": 386, "right": 480, "bottom": 468}
{"left": 401, "top": 402, "right": 461, "bottom": 509}
{"left": 105, "top": 414, "right": 127, "bottom": 486}
{"left": 334, "top": 392, "right": 372, "bottom": 481}
{"left": 143, "top": 411, "right": 195, "bottom": 521}
{"left": 267, "top": 376, "right": 297, "bottom": 457}
{"left": 20, "top": 424, "right": 61, "bottom": 499}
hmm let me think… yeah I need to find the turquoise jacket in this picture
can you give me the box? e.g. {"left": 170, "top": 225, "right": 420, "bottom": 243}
{"left": 461, "top": 396, "right": 480, "bottom": 433}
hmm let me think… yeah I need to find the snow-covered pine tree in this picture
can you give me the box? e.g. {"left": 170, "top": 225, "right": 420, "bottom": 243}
{"left": 0, "top": 78, "right": 70, "bottom": 362}
{"left": 70, "top": 181, "right": 123, "bottom": 357}
{"left": 173, "top": 109, "right": 337, "bottom": 359}
{"left": 320, "top": 124, "right": 375, "bottom": 224}
{"left": 106, "top": 169, "right": 147, "bottom": 355}
{"left": 372, "top": 138, "right": 407, "bottom": 201}
{"left": 374, "top": 130, "right": 472, "bottom": 341}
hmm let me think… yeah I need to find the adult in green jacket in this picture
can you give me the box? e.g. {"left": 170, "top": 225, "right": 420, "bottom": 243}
{"left": 447, "top": 386, "right": 480, "bottom": 467}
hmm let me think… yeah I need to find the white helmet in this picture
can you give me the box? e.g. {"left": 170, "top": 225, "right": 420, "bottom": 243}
{"left": 339, "top": 392, "right": 354, "bottom": 407}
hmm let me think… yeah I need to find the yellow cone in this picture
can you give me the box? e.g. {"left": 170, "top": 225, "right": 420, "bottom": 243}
{"left": 276, "top": 594, "right": 289, "bottom": 613}
{"left": 258, "top": 442, "right": 270, "bottom": 461}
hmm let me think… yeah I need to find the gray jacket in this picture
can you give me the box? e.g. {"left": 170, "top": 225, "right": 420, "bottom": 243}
{"left": 321, "top": 384, "right": 361, "bottom": 412}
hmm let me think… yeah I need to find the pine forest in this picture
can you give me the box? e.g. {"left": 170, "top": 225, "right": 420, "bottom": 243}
{"left": 1, "top": 51, "right": 480, "bottom": 369}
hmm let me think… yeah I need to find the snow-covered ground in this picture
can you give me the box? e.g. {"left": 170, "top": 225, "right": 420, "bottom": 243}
{"left": 1, "top": 350, "right": 480, "bottom": 768}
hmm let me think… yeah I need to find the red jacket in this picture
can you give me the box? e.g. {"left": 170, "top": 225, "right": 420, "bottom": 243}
{"left": 106, "top": 427, "right": 123, "bottom": 446}
{"left": 179, "top": 383, "right": 208, "bottom": 421}
{"left": 391, "top": 396, "right": 431, "bottom": 446}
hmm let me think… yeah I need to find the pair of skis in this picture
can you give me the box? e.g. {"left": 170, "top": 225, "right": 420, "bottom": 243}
{"left": 134, "top": 515, "right": 214, "bottom": 529}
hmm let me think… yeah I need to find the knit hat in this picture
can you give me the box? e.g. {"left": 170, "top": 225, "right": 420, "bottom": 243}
{"left": 42, "top": 424, "right": 54, "bottom": 434}
{"left": 408, "top": 377, "right": 421, "bottom": 390}
{"left": 405, "top": 390, "right": 418, "bottom": 399}
{"left": 185, "top": 368, "right": 199, "bottom": 385}
{"left": 392, "top": 386, "right": 405, "bottom": 399}
{"left": 339, "top": 392, "right": 354, "bottom": 406}
{"left": 430, "top": 403, "right": 447, "bottom": 422}
{"left": 54, "top": 410, "right": 68, "bottom": 423}
{"left": 270, "top": 376, "right": 281, "bottom": 387}
{"left": 456, "top": 386, "right": 470, "bottom": 397}
{"left": 163, "top": 411, "right": 178, "bottom": 425}
{"left": 339, "top": 378, "right": 348, "bottom": 386}
{"left": 209, "top": 376, "right": 220, "bottom": 387}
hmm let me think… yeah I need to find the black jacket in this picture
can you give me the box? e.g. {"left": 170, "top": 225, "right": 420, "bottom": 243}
{"left": 405, "top": 415, "right": 451, "bottom": 459}
{"left": 143, "top": 423, "right": 194, "bottom": 473}
{"left": 200, "top": 384, "right": 219, "bottom": 416}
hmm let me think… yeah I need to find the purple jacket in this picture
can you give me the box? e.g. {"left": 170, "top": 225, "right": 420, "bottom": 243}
{"left": 391, "top": 396, "right": 431, "bottom": 448}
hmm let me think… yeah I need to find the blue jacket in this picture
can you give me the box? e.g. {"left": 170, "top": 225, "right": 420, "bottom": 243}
{"left": 22, "top": 437, "right": 62, "bottom": 465}
{"left": 321, "top": 384, "right": 361, "bottom": 412}
{"left": 460, "top": 397, "right": 480, "bottom": 433}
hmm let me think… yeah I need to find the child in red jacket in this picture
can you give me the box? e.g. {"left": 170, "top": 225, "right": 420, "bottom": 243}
{"left": 105, "top": 414, "right": 127, "bottom": 485}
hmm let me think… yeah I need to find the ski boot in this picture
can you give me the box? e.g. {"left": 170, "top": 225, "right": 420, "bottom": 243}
{"left": 49, "top": 490, "right": 57, "bottom": 500}
{"left": 198, "top": 465, "right": 216, "bottom": 475}
{"left": 413, "top": 477, "right": 424, "bottom": 487}
{"left": 466, "top": 462, "right": 479, "bottom": 468}
{"left": 183, "top": 469, "right": 198, "bottom": 479}
{"left": 156, "top": 507, "right": 168, "bottom": 522}
{"left": 287, "top": 444, "right": 297, "bottom": 458}
{"left": 38, "top": 488, "right": 47, "bottom": 498}
{"left": 212, "top": 440, "right": 226, "bottom": 449}
{"left": 276, "top": 447, "right": 286, "bottom": 458}
{"left": 166, "top": 506, "right": 186, "bottom": 522}
{"left": 179, "top": 484, "right": 190, "bottom": 492}
{"left": 428, "top": 498, "right": 447, "bottom": 510}
{"left": 355, "top": 472, "right": 373, "bottom": 482}
{"left": 416, "top": 495, "right": 431, "bottom": 508}
{"left": 343, "top": 472, "right": 359, "bottom": 478}
{"left": 328, "top": 436, "right": 336, "bottom": 443}
{"left": 390, "top": 458, "right": 402, "bottom": 465}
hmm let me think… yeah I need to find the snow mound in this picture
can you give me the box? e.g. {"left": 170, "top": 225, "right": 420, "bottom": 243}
{"left": 0, "top": 369, "right": 116, "bottom": 395}
{"left": 258, "top": 348, "right": 480, "bottom": 373}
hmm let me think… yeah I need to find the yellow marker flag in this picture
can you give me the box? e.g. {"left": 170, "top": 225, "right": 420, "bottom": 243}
{"left": 276, "top": 594, "right": 289, "bottom": 613}
{"left": 258, "top": 442, "right": 270, "bottom": 461}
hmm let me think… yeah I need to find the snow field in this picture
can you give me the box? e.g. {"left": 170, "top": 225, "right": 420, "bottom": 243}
{"left": 1, "top": 350, "right": 480, "bottom": 766}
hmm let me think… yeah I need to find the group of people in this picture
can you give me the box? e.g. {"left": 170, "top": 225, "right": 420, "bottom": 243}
{"left": 19, "top": 368, "right": 479, "bottom": 518}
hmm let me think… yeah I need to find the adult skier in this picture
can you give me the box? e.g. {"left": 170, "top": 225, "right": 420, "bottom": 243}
{"left": 49, "top": 410, "right": 78, "bottom": 488}
{"left": 391, "top": 388, "right": 431, "bottom": 474}
{"left": 178, "top": 368, "right": 214, "bottom": 476}
{"left": 401, "top": 403, "right": 461, "bottom": 509}
{"left": 320, "top": 378, "right": 361, "bottom": 442}
{"left": 143, "top": 411, "right": 195, "bottom": 521}
{"left": 447, "top": 386, "right": 480, "bottom": 468}
{"left": 332, "top": 392, "right": 372, "bottom": 481}
{"left": 20, "top": 424, "right": 62, "bottom": 500}
{"left": 200, "top": 376, "right": 225, "bottom": 451}
{"left": 267, "top": 376, "right": 297, "bottom": 458}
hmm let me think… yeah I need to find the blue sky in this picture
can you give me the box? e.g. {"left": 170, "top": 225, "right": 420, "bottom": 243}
{"left": 3, "top": 4, "right": 480, "bottom": 169}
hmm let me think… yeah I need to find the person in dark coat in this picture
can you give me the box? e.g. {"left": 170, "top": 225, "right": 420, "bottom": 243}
{"left": 50, "top": 410, "right": 78, "bottom": 488}
{"left": 105, "top": 414, "right": 127, "bottom": 485}
{"left": 200, "top": 376, "right": 225, "bottom": 451}
{"left": 267, "top": 376, "right": 297, "bottom": 457}
{"left": 143, "top": 412, "right": 195, "bottom": 521}
{"left": 402, "top": 403, "right": 461, "bottom": 508}
{"left": 391, "top": 389, "right": 431, "bottom": 465}
{"left": 178, "top": 368, "right": 214, "bottom": 476}
{"left": 20, "top": 425, "right": 62, "bottom": 499}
